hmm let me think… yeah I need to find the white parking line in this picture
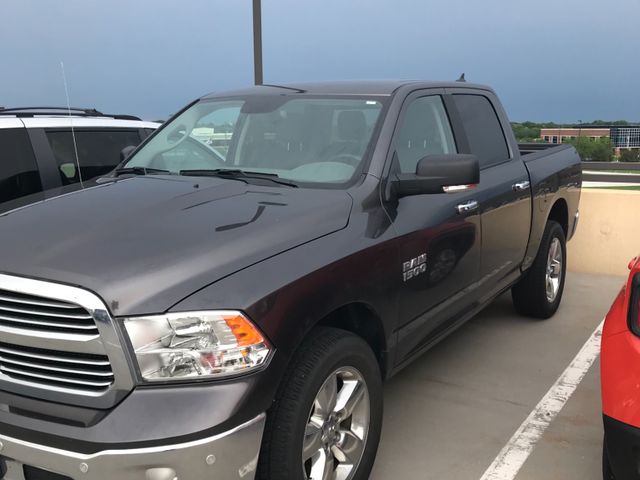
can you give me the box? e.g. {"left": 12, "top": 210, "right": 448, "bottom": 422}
{"left": 479, "top": 320, "right": 604, "bottom": 480}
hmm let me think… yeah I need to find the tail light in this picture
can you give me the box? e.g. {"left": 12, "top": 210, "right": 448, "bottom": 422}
{"left": 629, "top": 273, "right": 640, "bottom": 336}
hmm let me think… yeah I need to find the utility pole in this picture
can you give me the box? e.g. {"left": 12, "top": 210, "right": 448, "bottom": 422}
{"left": 253, "top": 0, "right": 263, "bottom": 85}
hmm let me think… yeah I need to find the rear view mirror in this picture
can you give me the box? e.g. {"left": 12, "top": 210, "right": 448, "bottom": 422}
{"left": 395, "top": 154, "right": 479, "bottom": 197}
{"left": 120, "top": 145, "right": 137, "bottom": 162}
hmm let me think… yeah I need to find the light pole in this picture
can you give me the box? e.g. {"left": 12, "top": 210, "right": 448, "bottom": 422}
{"left": 253, "top": 0, "right": 263, "bottom": 85}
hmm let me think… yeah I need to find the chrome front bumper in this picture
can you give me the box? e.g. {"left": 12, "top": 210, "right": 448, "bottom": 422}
{"left": 0, "top": 414, "right": 265, "bottom": 480}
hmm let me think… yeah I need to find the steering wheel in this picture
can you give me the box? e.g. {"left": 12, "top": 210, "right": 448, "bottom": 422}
{"left": 329, "top": 154, "right": 361, "bottom": 167}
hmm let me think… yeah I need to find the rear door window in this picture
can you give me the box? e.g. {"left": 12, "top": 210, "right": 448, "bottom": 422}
{"left": 452, "top": 94, "right": 510, "bottom": 168}
{"left": 45, "top": 129, "right": 142, "bottom": 184}
{"left": 0, "top": 128, "right": 43, "bottom": 204}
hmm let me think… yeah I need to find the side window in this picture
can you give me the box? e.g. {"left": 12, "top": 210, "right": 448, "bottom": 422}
{"left": 393, "top": 96, "right": 456, "bottom": 173}
{"left": 45, "top": 129, "right": 142, "bottom": 184}
{"left": 452, "top": 94, "right": 509, "bottom": 168}
{"left": 0, "top": 128, "right": 42, "bottom": 204}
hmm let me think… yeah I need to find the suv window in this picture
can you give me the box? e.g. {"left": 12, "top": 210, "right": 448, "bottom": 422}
{"left": 393, "top": 96, "right": 456, "bottom": 173}
{"left": 45, "top": 129, "right": 142, "bottom": 184}
{"left": 452, "top": 94, "right": 509, "bottom": 167}
{"left": 0, "top": 128, "right": 42, "bottom": 204}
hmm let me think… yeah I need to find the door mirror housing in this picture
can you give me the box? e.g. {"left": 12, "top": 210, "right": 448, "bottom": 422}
{"left": 395, "top": 154, "right": 480, "bottom": 197}
{"left": 120, "top": 145, "right": 137, "bottom": 162}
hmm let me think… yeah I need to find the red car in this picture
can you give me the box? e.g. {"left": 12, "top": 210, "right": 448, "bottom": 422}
{"left": 601, "top": 256, "right": 640, "bottom": 479}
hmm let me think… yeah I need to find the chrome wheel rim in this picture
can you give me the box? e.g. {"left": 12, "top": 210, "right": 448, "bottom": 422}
{"left": 302, "top": 367, "right": 370, "bottom": 480}
{"left": 545, "top": 237, "right": 563, "bottom": 302}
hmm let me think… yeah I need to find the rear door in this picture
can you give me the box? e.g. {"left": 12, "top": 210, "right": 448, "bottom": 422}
{"left": 446, "top": 89, "right": 532, "bottom": 299}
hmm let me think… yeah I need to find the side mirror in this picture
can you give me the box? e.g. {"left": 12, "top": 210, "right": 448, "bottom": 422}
{"left": 120, "top": 145, "right": 137, "bottom": 162}
{"left": 395, "top": 154, "right": 480, "bottom": 197}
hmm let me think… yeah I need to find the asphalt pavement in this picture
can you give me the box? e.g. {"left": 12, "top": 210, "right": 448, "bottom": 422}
{"left": 370, "top": 271, "right": 624, "bottom": 480}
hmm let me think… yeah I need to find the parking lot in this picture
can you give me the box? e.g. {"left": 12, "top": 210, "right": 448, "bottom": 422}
{"left": 371, "top": 271, "right": 624, "bottom": 480}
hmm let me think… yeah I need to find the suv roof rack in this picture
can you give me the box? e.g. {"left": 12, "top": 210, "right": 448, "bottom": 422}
{"left": 0, "top": 107, "right": 142, "bottom": 121}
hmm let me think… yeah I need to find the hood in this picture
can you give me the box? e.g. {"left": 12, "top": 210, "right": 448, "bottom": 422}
{"left": 0, "top": 176, "right": 352, "bottom": 315}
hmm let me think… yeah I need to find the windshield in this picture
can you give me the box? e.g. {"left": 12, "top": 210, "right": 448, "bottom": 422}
{"left": 124, "top": 96, "right": 385, "bottom": 186}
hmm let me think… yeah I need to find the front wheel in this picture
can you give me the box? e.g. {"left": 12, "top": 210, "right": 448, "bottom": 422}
{"left": 512, "top": 220, "right": 567, "bottom": 319}
{"left": 257, "top": 327, "right": 383, "bottom": 480}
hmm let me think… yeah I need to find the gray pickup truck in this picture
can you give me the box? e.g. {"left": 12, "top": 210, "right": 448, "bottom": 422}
{"left": 0, "top": 81, "right": 580, "bottom": 480}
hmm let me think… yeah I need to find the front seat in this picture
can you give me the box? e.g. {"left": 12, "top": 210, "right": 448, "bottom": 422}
{"left": 319, "top": 110, "right": 367, "bottom": 162}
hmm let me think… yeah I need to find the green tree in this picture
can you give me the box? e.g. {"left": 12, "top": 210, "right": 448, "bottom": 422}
{"left": 564, "top": 136, "right": 612, "bottom": 162}
{"left": 590, "top": 137, "right": 613, "bottom": 161}
{"left": 511, "top": 123, "right": 541, "bottom": 142}
{"left": 619, "top": 149, "right": 640, "bottom": 162}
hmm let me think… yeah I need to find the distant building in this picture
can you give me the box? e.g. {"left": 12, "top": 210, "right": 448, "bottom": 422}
{"left": 540, "top": 125, "right": 640, "bottom": 154}
{"left": 610, "top": 126, "right": 640, "bottom": 150}
{"left": 539, "top": 127, "right": 609, "bottom": 145}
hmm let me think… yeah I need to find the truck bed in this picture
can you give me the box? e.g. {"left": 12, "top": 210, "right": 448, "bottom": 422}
{"left": 519, "top": 142, "right": 582, "bottom": 270}
{"left": 518, "top": 142, "right": 569, "bottom": 157}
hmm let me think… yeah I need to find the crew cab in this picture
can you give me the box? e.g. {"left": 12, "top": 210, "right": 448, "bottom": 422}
{"left": 0, "top": 107, "right": 158, "bottom": 213}
{"left": 602, "top": 256, "right": 640, "bottom": 480}
{"left": 0, "top": 81, "right": 581, "bottom": 480}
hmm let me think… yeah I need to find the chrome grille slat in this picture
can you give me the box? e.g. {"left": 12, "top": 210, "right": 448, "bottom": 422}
{"left": 0, "top": 293, "right": 78, "bottom": 309}
{"left": 0, "top": 345, "right": 110, "bottom": 366}
{"left": 0, "top": 282, "right": 116, "bottom": 396}
{"left": 0, "top": 303, "right": 93, "bottom": 319}
{"left": 0, "top": 365, "right": 113, "bottom": 388}
{"left": 0, "top": 312, "right": 98, "bottom": 331}
{"left": 0, "top": 356, "right": 114, "bottom": 377}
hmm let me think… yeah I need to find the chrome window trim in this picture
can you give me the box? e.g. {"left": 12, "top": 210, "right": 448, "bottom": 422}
{"left": 0, "top": 273, "right": 134, "bottom": 408}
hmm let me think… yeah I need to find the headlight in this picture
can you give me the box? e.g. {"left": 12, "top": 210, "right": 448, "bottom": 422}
{"left": 123, "top": 311, "right": 271, "bottom": 382}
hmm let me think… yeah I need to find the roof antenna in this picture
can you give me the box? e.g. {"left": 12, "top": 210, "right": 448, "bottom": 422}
{"left": 457, "top": 73, "right": 466, "bottom": 82}
{"left": 60, "top": 61, "right": 84, "bottom": 188}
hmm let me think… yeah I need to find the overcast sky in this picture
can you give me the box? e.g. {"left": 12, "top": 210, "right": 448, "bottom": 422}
{"left": 1, "top": 0, "right": 638, "bottom": 122}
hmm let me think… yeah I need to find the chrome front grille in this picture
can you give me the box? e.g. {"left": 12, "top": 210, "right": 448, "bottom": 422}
{"left": 0, "top": 343, "right": 114, "bottom": 392}
{"left": 0, "top": 289, "right": 98, "bottom": 335}
{"left": 0, "top": 274, "right": 133, "bottom": 408}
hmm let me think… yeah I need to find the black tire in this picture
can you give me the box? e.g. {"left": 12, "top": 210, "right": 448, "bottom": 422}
{"left": 257, "top": 327, "right": 383, "bottom": 480}
{"left": 512, "top": 220, "right": 567, "bottom": 319}
{"left": 603, "top": 436, "right": 615, "bottom": 480}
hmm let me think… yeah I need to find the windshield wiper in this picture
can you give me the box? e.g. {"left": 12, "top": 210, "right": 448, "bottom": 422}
{"left": 114, "top": 166, "right": 172, "bottom": 177}
{"left": 179, "top": 169, "right": 298, "bottom": 188}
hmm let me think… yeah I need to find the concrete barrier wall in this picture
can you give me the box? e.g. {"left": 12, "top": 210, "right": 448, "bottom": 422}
{"left": 568, "top": 189, "right": 640, "bottom": 276}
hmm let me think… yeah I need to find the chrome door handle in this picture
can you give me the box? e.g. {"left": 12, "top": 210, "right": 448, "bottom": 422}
{"left": 456, "top": 200, "right": 479, "bottom": 215}
{"left": 512, "top": 180, "right": 531, "bottom": 191}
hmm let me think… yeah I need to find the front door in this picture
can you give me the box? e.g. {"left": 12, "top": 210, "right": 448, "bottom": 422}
{"left": 383, "top": 91, "right": 482, "bottom": 362}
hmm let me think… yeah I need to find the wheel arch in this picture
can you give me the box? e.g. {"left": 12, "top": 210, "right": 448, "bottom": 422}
{"left": 316, "top": 302, "right": 391, "bottom": 379}
{"left": 547, "top": 198, "right": 569, "bottom": 237}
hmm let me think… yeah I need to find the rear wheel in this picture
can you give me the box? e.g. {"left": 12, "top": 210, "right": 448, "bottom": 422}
{"left": 512, "top": 220, "right": 567, "bottom": 319}
{"left": 258, "top": 327, "right": 383, "bottom": 480}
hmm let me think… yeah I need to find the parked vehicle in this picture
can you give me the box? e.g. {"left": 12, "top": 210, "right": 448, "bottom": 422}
{"left": 601, "top": 256, "right": 640, "bottom": 480}
{"left": 0, "top": 81, "right": 581, "bottom": 480}
{"left": 0, "top": 107, "right": 158, "bottom": 213}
